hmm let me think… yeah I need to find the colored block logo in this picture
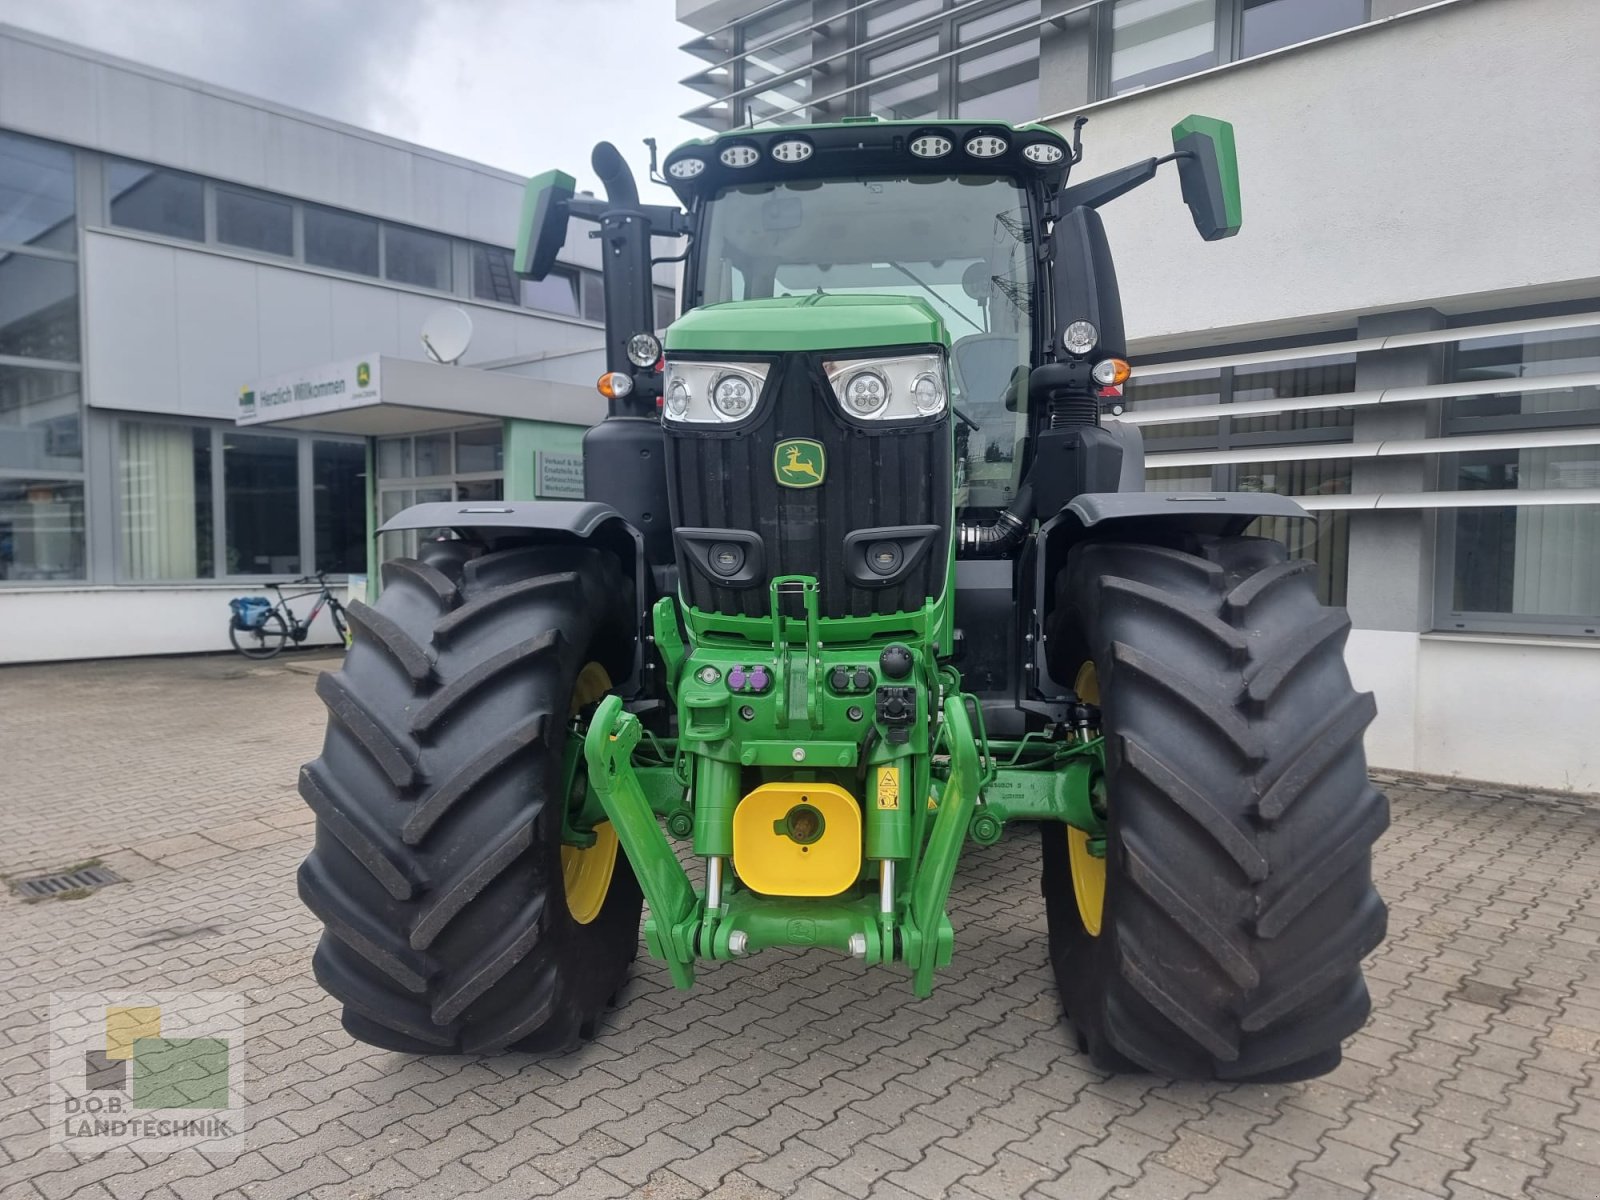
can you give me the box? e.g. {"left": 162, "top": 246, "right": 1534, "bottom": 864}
{"left": 106, "top": 1005, "right": 161, "bottom": 1061}
{"left": 133, "top": 1037, "right": 230, "bottom": 1109}
{"left": 774, "top": 438, "right": 825, "bottom": 488}
{"left": 50, "top": 991, "right": 245, "bottom": 1153}
{"left": 356, "top": 361, "right": 371, "bottom": 388}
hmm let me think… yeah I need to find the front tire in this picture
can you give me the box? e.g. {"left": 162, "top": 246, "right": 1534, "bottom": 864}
{"left": 298, "top": 542, "right": 643, "bottom": 1054}
{"left": 1042, "top": 535, "right": 1387, "bottom": 1082}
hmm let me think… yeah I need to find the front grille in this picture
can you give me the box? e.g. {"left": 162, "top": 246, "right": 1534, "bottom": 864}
{"left": 665, "top": 353, "right": 951, "bottom": 620}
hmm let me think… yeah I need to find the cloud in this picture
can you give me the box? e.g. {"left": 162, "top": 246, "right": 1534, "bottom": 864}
{"left": 1, "top": 0, "right": 440, "bottom": 133}
{"left": 0, "top": 0, "right": 707, "bottom": 199}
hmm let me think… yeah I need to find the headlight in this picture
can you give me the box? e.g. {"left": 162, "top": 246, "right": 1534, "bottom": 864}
{"left": 627, "top": 332, "right": 662, "bottom": 368}
{"left": 840, "top": 369, "right": 889, "bottom": 417}
{"left": 660, "top": 360, "right": 771, "bottom": 424}
{"left": 665, "top": 377, "right": 690, "bottom": 418}
{"left": 823, "top": 353, "right": 947, "bottom": 422}
{"left": 712, "top": 373, "right": 757, "bottom": 419}
{"left": 911, "top": 372, "right": 945, "bottom": 415}
{"left": 1062, "top": 320, "right": 1098, "bottom": 356}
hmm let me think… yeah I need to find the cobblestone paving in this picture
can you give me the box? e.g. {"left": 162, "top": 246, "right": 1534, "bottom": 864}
{"left": 3, "top": 654, "right": 1599, "bottom": 1199}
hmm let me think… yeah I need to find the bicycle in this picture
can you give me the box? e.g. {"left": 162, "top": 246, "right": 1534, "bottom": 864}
{"left": 228, "top": 572, "right": 350, "bottom": 660}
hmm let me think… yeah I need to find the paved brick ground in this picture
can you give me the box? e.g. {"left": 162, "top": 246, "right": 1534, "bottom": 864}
{"left": 3, "top": 654, "right": 1599, "bottom": 1200}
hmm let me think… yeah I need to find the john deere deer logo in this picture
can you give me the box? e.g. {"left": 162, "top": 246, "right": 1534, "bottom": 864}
{"left": 356, "top": 362, "right": 371, "bottom": 388}
{"left": 774, "top": 439, "right": 825, "bottom": 488}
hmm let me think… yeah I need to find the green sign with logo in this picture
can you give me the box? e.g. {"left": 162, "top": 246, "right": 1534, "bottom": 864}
{"left": 774, "top": 438, "right": 825, "bottom": 488}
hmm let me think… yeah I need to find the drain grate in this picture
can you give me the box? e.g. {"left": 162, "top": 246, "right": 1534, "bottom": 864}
{"left": 11, "top": 865, "right": 125, "bottom": 899}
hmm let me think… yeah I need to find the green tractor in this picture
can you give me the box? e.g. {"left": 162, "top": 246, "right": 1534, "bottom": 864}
{"left": 297, "top": 114, "right": 1387, "bottom": 1081}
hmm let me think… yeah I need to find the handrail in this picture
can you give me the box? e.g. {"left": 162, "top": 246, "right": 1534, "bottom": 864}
{"left": 1146, "top": 425, "right": 1600, "bottom": 470}
{"left": 1133, "top": 312, "right": 1600, "bottom": 380}
{"left": 1121, "top": 370, "right": 1600, "bottom": 426}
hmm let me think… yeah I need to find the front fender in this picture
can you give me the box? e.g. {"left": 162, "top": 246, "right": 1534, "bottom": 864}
{"left": 1028, "top": 490, "right": 1315, "bottom": 697}
{"left": 379, "top": 499, "right": 659, "bottom": 701}
{"left": 377, "top": 499, "right": 629, "bottom": 540}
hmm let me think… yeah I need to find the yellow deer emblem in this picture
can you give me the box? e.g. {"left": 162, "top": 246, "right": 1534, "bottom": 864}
{"left": 774, "top": 439, "right": 825, "bottom": 488}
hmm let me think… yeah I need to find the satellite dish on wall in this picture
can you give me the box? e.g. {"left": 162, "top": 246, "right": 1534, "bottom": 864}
{"left": 420, "top": 306, "right": 474, "bottom": 365}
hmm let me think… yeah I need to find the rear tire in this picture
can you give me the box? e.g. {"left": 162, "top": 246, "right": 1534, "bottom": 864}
{"left": 1041, "top": 535, "right": 1387, "bottom": 1082}
{"left": 298, "top": 542, "right": 643, "bottom": 1054}
{"left": 230, "top": 610, "right": 288, "bottom": 659}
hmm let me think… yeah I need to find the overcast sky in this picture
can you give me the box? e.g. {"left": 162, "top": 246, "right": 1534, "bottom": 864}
{"left": 0, "top": 0, "right": 708, "bottom": 200}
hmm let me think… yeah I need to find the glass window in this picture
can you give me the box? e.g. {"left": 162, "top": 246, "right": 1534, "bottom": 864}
{"left": 521, "top": 269, "right": 581, "bottom": 317}
{"left": 699, "top": 172, "right": 1035, "bottom": 512}
{"left": 376, "top": 436, "right": 412, "bottom": 479}
{"left": 581, "top": 272, "right": 606, "bottom": 324}
{"left": 1241, "top": 0, "right": 1366, "bottom": 59}
{"left": 1446, "top": 449, "right": 1600, "bottom": 622}
{"left": 655, "top": 288, "right": 677, "bottom": 331}
{"left": 865, "top": 0, "right": 941, "bottom": 37}
{"left": 313, "top": 440, "right": 366, "bottom": 574}
{"left": 0, "top": 131, "right": 75, "bottom": 253}
{"left": 107, "top": 161, "right": 204, "bottom": 241}
{"left": 378, "top": 488, "right": 413, "bottom": 564}
{"left": 455, "top": 426, "right": 502, "bottom": 474}
{"left": 0, "top": 478, "right": 84, "bottom": 581}
{"left": 0, "top": 253, "right": 80, "bottom": 362}
{"left": 385, "top": 225, "right": 452, "bottom": 290}
{"left": 118, "top": 422, "right": 212, "bottom": 580}
{"left": 304, "top": 205, "right": 379, "bottom": 276}
{"left": 866, "top": 59, "right": 942, "bottom": 120}
{"left": 956, "top": 4, "right": 1043, "bottom": 123}
{"left": 956, "top": 37, "right": 1041, "bottom": 122}
{"left": 743, "top": 1, "right": 814, "bottom": 85}
{"left": 1439, "top": 318, "right": 1600, "bottom": 630}
{"left": 216, "top": 186, "right": 293, "bottom": 256}
{"left": 414, "top": 433, "right": 451, "bottom": 477}
{"left": 961, "top": 1, "right": 1040, "bottom": 40}
{"left": 1145, "top": 466, "right": 1215, "bottom": 492}
{"left": 1124, "top": 368, "right": 1222, "bottom": 443}
{"left": 0, "top": 363, "right": 81, "bottom": 472}
{"left": 223, "top": 432, "right": 299, "bottom": 575}
{"left": 1448, "top": 326, "right": 1600, "bottom": 425}
{"left": 1111, "top": 0, "right": 1217, "bottom": 94}
{"left": 473, "top": 244, "right": 518, "bottom": 305}
{"left": 1229, "top": 354, "right": 1356, "bottom": 436}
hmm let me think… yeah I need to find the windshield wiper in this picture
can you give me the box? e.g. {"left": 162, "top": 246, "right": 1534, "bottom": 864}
{"left": 886, "top": 262, "right": 983, "bottom": 333}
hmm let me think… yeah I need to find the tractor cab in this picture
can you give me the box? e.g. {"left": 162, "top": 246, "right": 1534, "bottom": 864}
{"left": 662, "top": 120, "right": 1067, "bottom": 524}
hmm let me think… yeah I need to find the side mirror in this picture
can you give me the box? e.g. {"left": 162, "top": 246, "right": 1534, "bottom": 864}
{"left": 1171, "top": 115, "right": 1241, "bottom": 241}
{"left": 514, "top": 168, "right": 575, "bottom": 280}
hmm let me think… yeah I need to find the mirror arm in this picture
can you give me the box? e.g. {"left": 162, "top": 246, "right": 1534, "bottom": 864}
{"left": 1056, "top": 157, "right": 1159, "bottom": 212}
{"left": 566, "top": 196, "right": 688, "bottom": 238}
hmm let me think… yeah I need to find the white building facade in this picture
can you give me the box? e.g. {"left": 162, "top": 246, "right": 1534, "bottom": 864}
{"left": 0, "top": 24, "right": 674, "bottom": 663}
{"left": 674, "top": 0, "right": 1600, "bottom": 792}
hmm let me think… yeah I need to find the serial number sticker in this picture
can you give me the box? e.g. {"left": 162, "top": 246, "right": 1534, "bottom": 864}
{"left": 876, "top": 766, "right": 901, "bottom": 811}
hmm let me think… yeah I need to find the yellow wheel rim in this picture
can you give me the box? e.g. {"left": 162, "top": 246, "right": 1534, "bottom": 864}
{"left": 1069, "top": 660, "right": 1106, "bottom": 937}
{"left": 1068, "top": 826, "right": 1106, "bottom": 938}
{"left": 562, "top": 662, "right": 618, "bottom": 925}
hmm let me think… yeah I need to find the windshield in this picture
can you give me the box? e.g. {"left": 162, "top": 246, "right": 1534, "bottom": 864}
{"left": 696, "top": 174, "right": 1035, "bottom": 510}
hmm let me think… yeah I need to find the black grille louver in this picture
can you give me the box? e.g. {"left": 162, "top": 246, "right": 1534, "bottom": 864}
{"left": 665, "top": 353, "right": 951, "bottom": 620}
